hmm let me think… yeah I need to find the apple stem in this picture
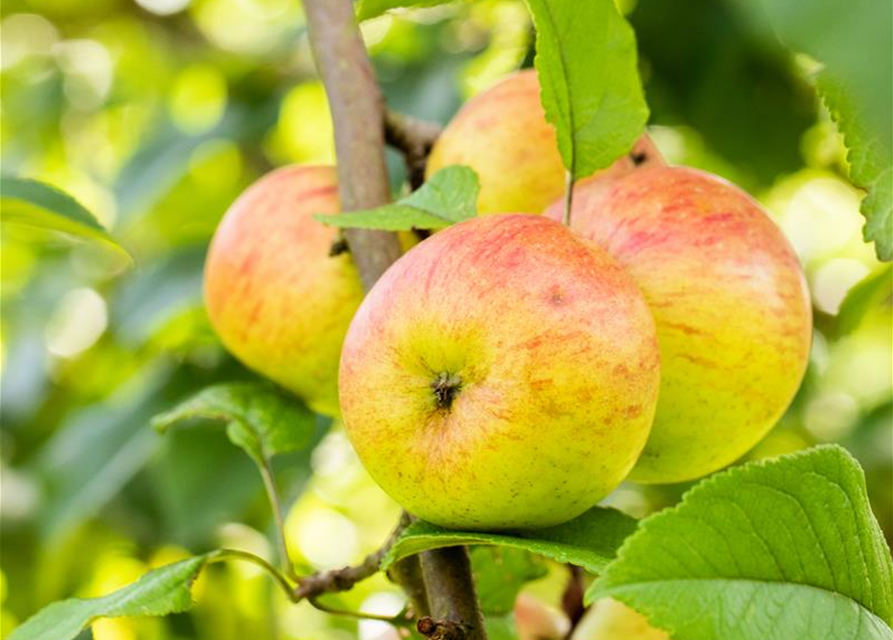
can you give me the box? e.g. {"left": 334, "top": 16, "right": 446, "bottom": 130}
{"left": 562, "top": 170, "right": 575, "bottom": 227}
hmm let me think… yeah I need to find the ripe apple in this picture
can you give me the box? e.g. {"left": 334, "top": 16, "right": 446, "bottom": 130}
{"left": 571, "top": 599, "right": 669, "bottom": 640}
{"left": 427, "top": 69, "right": 662, "bottom": 215}
{"left": 338, "top": 214, "right": 661, "bottom": 529}
{"left": 204, "top": 165, "right": 362, "bottom": 416}
{"left": 547, "top": 166, "right": 812, "bottom": 483}
{"left": 515, "top": 593, "right": 568, "bottom": 640}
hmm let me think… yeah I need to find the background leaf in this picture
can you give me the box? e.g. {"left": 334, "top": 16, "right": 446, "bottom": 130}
{"left": 315, "top": 166, "right": 478, "bottom": 231}
{"left": 382, "top": 507, "right": 636, "bottom": 575}
{"left": 739, "top": 0, "right": 893, "bottom": 260}
{"left": 835, "top": 265, "right": 893, "bottom": 337}
{"left": 1, "top": 177, "right": 127, "bottom": 255}
{"left": 151, "top": 382, "right": 320, "bottom": 465}
{"left": 8, "top": 555, "right": 209, "bottom": 640}
{"left": 589, "top": 445, "right": 893, "bottom": 640}
{"left": 356, "top": 0, "right": 456, "bottom": 21}
{"left": 524, "top": 0, "right": 648, "bottom": 178}
{"left": 470, "top": 547, "right": 548, "bottom": 616}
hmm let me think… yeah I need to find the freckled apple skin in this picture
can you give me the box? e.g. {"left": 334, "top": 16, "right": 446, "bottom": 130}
{"left": 547, "top": 166, "right": 812, "bottom": 483}
{"left": 427, "top": 69, "right": 662, "bottom": 216}
{"left": 338, "top": 215, "right": 661, "bottom": 530}
{"left": 204, "top": 165, "right": 361, "bottom": 416}
{"left": 571, "top": 599, "right": 669, "bottom": 640}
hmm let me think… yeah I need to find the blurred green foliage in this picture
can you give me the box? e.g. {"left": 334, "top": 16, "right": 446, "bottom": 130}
{"left": 1, "top": 1, "right": 890, "bottom": 639}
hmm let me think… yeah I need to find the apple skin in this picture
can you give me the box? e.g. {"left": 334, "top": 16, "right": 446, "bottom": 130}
{"left": 427, "top": 69, "right": 662, "bottom": 215}
{"left": 547, "top": 166, "right": 812, "bottom": 483}
{"left": 571, "top": 599, "right": 669, "bottom": 640}
{"left": 338, "top": 214, "right": 661, "bottom": 530}
{"left": 204, "top": 165, "right": 362, "bottom": 416}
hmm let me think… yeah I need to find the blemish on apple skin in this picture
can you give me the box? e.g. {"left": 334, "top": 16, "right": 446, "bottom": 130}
{"left": 624, "top": 404, "right": 644, "bottom": 419}
{"left": 548, "top": 287, "right": 566, "bottom": 306}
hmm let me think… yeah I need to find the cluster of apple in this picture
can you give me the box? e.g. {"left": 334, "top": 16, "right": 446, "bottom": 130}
{"left": 204, "top": 70, "right": 812, "bottom": 531}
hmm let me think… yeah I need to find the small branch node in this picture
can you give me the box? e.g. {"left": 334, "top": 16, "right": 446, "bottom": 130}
{"left": 417, "top": 616, "right": 469, "bottom": 640}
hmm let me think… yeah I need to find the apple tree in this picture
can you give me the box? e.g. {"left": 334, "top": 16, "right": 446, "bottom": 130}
{"left": 3, "top": 0, "right": 891, "bottom": 639}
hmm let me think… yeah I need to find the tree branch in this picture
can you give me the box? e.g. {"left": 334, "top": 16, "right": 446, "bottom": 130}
{"left": 302, "top": 3, "right": 484, "bottom": 635}
{"left": 303, "top": 0, "right": 401, "bottom": 291}
{"left": 561, "top": 565, "right": 586, "bottom": 639}
{"left": 384, "top": 110, "right": 442, "bottom": 190}
{"left": 420, "top": 546, "right": 487, "bottom": 640}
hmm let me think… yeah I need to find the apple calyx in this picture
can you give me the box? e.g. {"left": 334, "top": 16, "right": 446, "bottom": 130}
{"left": 431, "top": 371, "right": 462, "bottom": 410}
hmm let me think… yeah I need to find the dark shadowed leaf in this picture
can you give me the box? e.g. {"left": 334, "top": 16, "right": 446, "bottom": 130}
{"left": 740, "top": 0, "right": 892, "bottom": 260}
{"left": 151, "top": 382, "right": 318, "bottom": 465}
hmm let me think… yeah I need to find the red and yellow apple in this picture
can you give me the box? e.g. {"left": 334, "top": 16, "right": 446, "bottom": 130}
{"left": 548, "top": 166, "right": 812, "bottom": 483}
{"left": 338, "top": 214, "right": 661, "bottom": 529}
{"left": 204, "top": 165, "right": 361, "bottom": 416}
{"left": 427, "top": 69, "right": 662, "bottom": 215}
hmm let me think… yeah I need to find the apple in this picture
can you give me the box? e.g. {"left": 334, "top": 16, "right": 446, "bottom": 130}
{"left": 427, "top": 69, "right": 662, "bottom": 215}
{"left": 338, "top": 214, "right": 661, "bottom": 529}
{"left": 514, "top": 593, "right": 568, "bottom": 640}
{"left": 204, "top": 165, "right": 362, "bottom": 416}
{"left": 547, "top": 165, "right": 812, "bottom": 483}
{"left": 571, "top": 599, "right": 669, "bottom": 640}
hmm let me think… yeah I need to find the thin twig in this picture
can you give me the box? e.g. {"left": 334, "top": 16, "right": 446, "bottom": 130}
{"left": 294, "top": 512, "right": 410, "bottom": 600}
{"left": 308, "top": 597, "right": 413, "bottom": 627}
{"left": 384, "top": 109, "right": 442, "bottom": 190}
{"left": 258, "top": 457, "right": 297, "bottom": 582}
{"left": 209, "top": 548, "right": 296, "bottom": 600}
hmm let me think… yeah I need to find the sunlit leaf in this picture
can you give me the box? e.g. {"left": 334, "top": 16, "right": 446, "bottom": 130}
{"left": 382, "top": 507, "right": 636, "bottom": 575}
{"left": 356, "top": 0, "right": 456, "bottom": 21}
{"left": 524, "top": 0, "right": 648, "bottom": 179}
{"left": 8, "top": 555, "right": 210, "bottom": 640}
{"left": 0, "top": 177, "right": 128, "bottom": 256}
{"left": 315, "top": 166, "right": 478, "bottom": 231}
{"left": 835, "top": 264, "right": 893, "bottom": 337}
{"left": 588, "top": 445, "right": 893, "bottom": 640}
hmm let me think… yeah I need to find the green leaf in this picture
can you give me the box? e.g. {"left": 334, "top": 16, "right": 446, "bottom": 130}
{"left": 315, "top": 166, "right": 478, "bottom": 231}
{"left": 151, "top": 382, "right": 318, "bottom": 465}
{"left": 524, "top": 0, "right": 648, "bottom": 179}
{"left": 836, "top": 265, "right": 893, "bottom": 337}
{"left": 484, "top": 614, "right": 520, "bottom": 640}
{"left": 1, "top": 177, "right": 128, "bottom": 255}
{"left": 382, "top": 507, "right": 636, "bottom": 575}
{"left": 588, "top": 445, "right": 893, "bottom": 640}
{"left": 356, "top": 0, "right": 456, "bottom": 21}
{"left": 471, "top": 547, "right": 548, "bottom": 616}
{"left": 8, "top": 555, "right": 210, "bottom": 640}
{"left": 747, "top": 0, "right": 892, "bottom": 260}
